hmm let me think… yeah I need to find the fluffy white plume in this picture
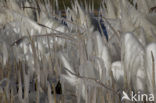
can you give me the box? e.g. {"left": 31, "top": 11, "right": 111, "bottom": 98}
{"left": 0, "top": 0, "right": 156, "bottom": 102}
{"left": 145, "top": 43, "right": 156, "bottom": 93}
{"left": 2, "top": 43, "right": 8, "bottom": 66}
{"left": 111, "top": 61, "right": 124, "bottom": 87}
{"left": 96, "top": 32, "right": 112, "bottom": 83}
{"left": 60, "top": 53, "right": 78, "bottom": 86}
{"left": 121, "top": 32, "right": 146, "bottom": 91}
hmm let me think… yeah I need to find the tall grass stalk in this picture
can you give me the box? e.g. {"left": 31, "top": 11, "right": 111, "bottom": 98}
{"left": 0, "top": 0, "right": 156, "bottom": 103}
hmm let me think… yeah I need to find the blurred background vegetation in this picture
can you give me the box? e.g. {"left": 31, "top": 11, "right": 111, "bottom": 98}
{"left": 37, "top": 0, "right": 102, "bottom": 10}
{"left": 59, "top": 0, "right": 101, "bottom": 9}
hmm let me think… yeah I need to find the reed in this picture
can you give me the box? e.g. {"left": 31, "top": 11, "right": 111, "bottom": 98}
{"left": 0, "top": 0, "right": 156, "bottom": 103}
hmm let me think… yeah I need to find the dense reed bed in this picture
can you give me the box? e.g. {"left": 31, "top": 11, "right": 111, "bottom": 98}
{"left": 0, "top": 0, "right": 156, "bottom": 103}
